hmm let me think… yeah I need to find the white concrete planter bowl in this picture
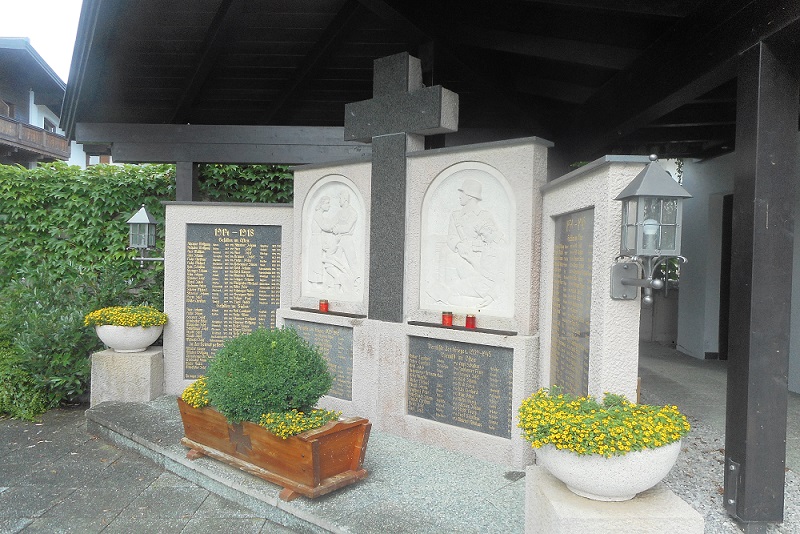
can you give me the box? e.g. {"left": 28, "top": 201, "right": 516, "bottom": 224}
{"left": 535, "top": 439, "right": 682, "bottom": 501}
{"left": 95, "top": 325, "right": 164, "bottom": 353}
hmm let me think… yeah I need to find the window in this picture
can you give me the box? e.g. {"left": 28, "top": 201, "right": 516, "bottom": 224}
{"left": 43, "top": 118, "right": 56, "bottom": 132}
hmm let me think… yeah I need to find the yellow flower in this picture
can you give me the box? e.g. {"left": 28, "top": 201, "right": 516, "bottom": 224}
{"left": 181, "top": 377, "right": 210, "bottom": 408}
{"left": 84, "top": 305, "right": 168, "bottom": 327}
{"left": 517, "top": 386, "right": 690, "bottom": 457}
{"left": 257, "top": 409, "right": 341, "bottom": 439}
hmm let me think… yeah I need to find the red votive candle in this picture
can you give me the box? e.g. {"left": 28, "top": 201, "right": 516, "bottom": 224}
{"left": 442, "top": 311, "right": 453, "bottom": 326}
{"left": 319, "top": 299, "right": 329, "bottom": 313}
{"left": 465, "top": 314, "right": 476, "bottom": 329}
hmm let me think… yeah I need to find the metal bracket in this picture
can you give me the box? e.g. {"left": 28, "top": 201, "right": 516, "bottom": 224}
{"left": 610, "top": 262, "right": 639, "bottom": 300}
{"left": 724, "top": 457, "right": 740, "bottom": 515}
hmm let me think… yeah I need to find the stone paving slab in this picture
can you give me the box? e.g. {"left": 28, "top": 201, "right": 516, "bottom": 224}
{"left": 0, "top": 406, "right": 304, "bottom": 534}
{"left": 86, "top": 396, "right": 527, "bottom": 534}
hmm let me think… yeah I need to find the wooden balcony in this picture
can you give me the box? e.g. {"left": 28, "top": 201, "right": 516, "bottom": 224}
{"left": 0, "top": 115, "right": 70, "bottom": 161}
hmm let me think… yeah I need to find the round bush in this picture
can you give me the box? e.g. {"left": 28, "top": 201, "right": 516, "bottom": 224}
{"left": 205, "top": 328, "right": 333, "bottom": 423}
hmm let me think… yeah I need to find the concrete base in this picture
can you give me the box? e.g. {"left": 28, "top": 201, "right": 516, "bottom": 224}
{"left": 90, "top": 346, "right": 164, "bottom": 407}
{"left": 526, "top": 465, "right": 704, "bottom": 534}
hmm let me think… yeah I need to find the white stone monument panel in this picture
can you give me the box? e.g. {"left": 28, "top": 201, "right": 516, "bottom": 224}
{"left": 301, "top": 175, "right": 366, "bottom": 303}
{"left": 420, "top": 162, "right": 516, "bottom": 317}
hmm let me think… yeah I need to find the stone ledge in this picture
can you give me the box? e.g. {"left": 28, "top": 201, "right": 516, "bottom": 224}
{"left": 525, "top": 465, "right": 704, "bottom": 534}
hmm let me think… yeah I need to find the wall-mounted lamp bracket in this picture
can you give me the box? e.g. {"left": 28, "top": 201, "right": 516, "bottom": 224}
{"left": 610, "top": 262, "right": 641, "bottom": 300}
{"left": 132, "top": 256, "right": 165, "bottom": 268}
{"left": 610, "top": 255, "right": 686, "bottom": 304}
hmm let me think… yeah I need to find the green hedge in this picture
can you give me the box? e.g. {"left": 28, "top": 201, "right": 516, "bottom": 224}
{"left": 0, "top": 161, "right": 293, "bottom": 419}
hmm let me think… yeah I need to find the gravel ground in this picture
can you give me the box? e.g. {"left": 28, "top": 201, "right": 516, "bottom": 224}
{"left": 641, "top": 400, "right": 800, "bottom": 533}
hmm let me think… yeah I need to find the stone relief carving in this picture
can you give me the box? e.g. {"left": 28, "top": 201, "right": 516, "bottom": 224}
{"left": 302, "top": 177, "right": 365, "bottom": 302}
{"left": 420, "top": 164, "right": 515, "bottom": 317}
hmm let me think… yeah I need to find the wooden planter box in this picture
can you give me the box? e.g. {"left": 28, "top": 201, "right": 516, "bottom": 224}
{"left": 177, "top": 398, "right": 371, "bottom": 501}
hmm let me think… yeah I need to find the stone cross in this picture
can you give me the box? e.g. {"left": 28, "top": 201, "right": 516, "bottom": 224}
{"left": 344, "top": 52, "right": 458, "bottom": 322}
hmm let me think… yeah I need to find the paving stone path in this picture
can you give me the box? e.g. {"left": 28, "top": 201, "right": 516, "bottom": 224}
{"left": 0, "top": 407, "right": 296, "bottom": 533}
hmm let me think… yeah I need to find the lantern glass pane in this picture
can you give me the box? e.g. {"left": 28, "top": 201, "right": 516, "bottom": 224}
{"left": 625, "top": 199, "right": 637, "bottom": 224}
{"left": 661, "top": 226, "right": 676, "bottom": 251}
{"left": 624, "top": 225, "right": 637, "bottom": 252}
{"left": 642, "top": 197, "right": 662, "bottom": 223}
{"left": 621, "top": 200, "right": 638, "bottom": 253}
{"left": 640, "top": 229, "right": 659, "bottom": 254}
{"left": 147, "top": 224, "right": 156, "bottom": 248}
{"left": 662, "top": 199, "right": 678, "bottom": 224}
{"left": 129, "top": 223, "right": 146, "bottom": 249}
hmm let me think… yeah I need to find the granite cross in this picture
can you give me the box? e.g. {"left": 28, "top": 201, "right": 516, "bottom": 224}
{"left": 344, "top": 52, "right": 458, "bottom": 322}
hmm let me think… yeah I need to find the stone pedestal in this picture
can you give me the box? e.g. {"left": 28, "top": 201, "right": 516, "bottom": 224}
{"left": 525, "top": 465, "right": 704, "bottom": 534}
{"left": 90, "top": 346, "right": 164, "bottom": 406}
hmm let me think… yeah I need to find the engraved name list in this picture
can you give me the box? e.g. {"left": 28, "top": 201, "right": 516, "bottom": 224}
{"left": 184, "top": 224, "right": 281, "bottom": 378}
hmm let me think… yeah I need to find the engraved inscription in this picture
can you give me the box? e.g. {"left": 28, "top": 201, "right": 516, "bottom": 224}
{"left": 184, "top": 224, "right": 281, "bottom": 379}
{"left": 283, "top": 319, "right": 353, "bottom": 401}
{"left": 550, "top": 209, "right": 594, "bottom": 396}
{"left": 407, "top": 336, "right": 513, "bottom": 438}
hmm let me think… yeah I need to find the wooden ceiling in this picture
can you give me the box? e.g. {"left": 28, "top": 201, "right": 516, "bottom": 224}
{"left": 62, "top": 0, "right": 800, "bottom": 172}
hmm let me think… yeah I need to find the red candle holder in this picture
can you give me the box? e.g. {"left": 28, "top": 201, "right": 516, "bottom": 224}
{"left": 319, "top": 299, "right": 329, "bottom": 313}
{"left": 442, "top": 311, "right": 453, "bottom": 326}
{"left": 465, "top": 314, "right": 476, "bottom": 329}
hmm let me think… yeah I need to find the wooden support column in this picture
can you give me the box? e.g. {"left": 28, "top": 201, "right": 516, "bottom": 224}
{"left": 176, "top": 161, "right": 200, "bottom": 202}
{"left": 724, "top": 40, "right": 799, "bottom": 527}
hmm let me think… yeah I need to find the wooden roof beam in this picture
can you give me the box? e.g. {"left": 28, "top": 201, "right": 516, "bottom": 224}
{"left": 450, "top": 26, "right": 639, "bottom": 70}
{"left": 169, "top": 0, "right": 246, "bottom": 124}
{"left": 258, "top": 0, "right": 365, "bottom": 125}
{"left": 561, "top": 0, "right": 800, "bottom": 165}
{"left": 523, "top": 0, "right": 693, "bottom": 18}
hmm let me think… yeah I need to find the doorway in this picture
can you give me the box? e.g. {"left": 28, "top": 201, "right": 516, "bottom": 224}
{"left": 718, "top": 194, "right": 733, "bottom": 360}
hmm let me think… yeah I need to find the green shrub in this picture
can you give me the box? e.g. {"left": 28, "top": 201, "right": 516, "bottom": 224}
{"left": 0, "top": 262, "right": 149, "bottom": 408}
{"left": 0, "top": 347, "right": 48, "bottom": 421}
{"left": 205, "top": 328, "right": 333, "bottom": 424}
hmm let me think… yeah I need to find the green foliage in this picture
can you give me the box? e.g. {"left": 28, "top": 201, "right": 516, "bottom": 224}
{"left": 0, "top": 263, "right": 145, "bottom": 409}
{"left": 0, "top": 347, "right": 48, "bottom": 421}
{"left": 0, "top": 162, "right": 292, "bottom": 285}
{"left": 198, "top": 164, "right": 293, "bottom": 203}
{"left": 206, "top": 328, "right": 333, "bottom": 424}
{"left": 655, "top": 257, "right": 682, "bottom": 283}
{"left": 0, "top": 161, "right": 292, "bottom": 419}
{"left": 0, "top": 161, "right": 172, "bottom": 288}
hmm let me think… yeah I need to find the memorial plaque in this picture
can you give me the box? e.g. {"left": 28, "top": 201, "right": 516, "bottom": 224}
{"left": 283, "top": 319, "right": 353, "bottom": 400}
{"left": 550, "top": 208, "right": 594, "bottom": 396}
{"left": 184, "top": 224, "right": 282, "bottom": 378}
{"left": 407, "top": 336, "right": 513, "bottom": 438}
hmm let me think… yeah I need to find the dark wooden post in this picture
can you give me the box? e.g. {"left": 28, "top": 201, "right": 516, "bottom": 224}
{"left": 344, "top": 52, "right": 458, "bottom": 322}
{"left": 176, "top": 161, "right": 200, "bottom": 201}
{"left": 724, "top": 39, "right": 799, "bottom": 527}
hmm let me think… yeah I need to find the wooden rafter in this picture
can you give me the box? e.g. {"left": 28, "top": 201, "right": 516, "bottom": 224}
{"left": 170, "top": 0, "right": 245, "bottom": 124}
{"left": 258, "top": 0, "right": 366, "bottom": 125}
{"left": 562, "top": 0, "right": 800, "bottom": 162}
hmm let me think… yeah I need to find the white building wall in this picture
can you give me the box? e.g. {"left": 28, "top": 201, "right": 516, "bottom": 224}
{"left": 676, "top": 154, "right": 734, "bottom": 359}
{"left": 677, "top": 145, "right": 800, "bottom": 394}
{"left": 66, "top": 141, "right": 87, "bottom": 167}
{"left": 27, "top": 89, "right": 87, "bottom": 168}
